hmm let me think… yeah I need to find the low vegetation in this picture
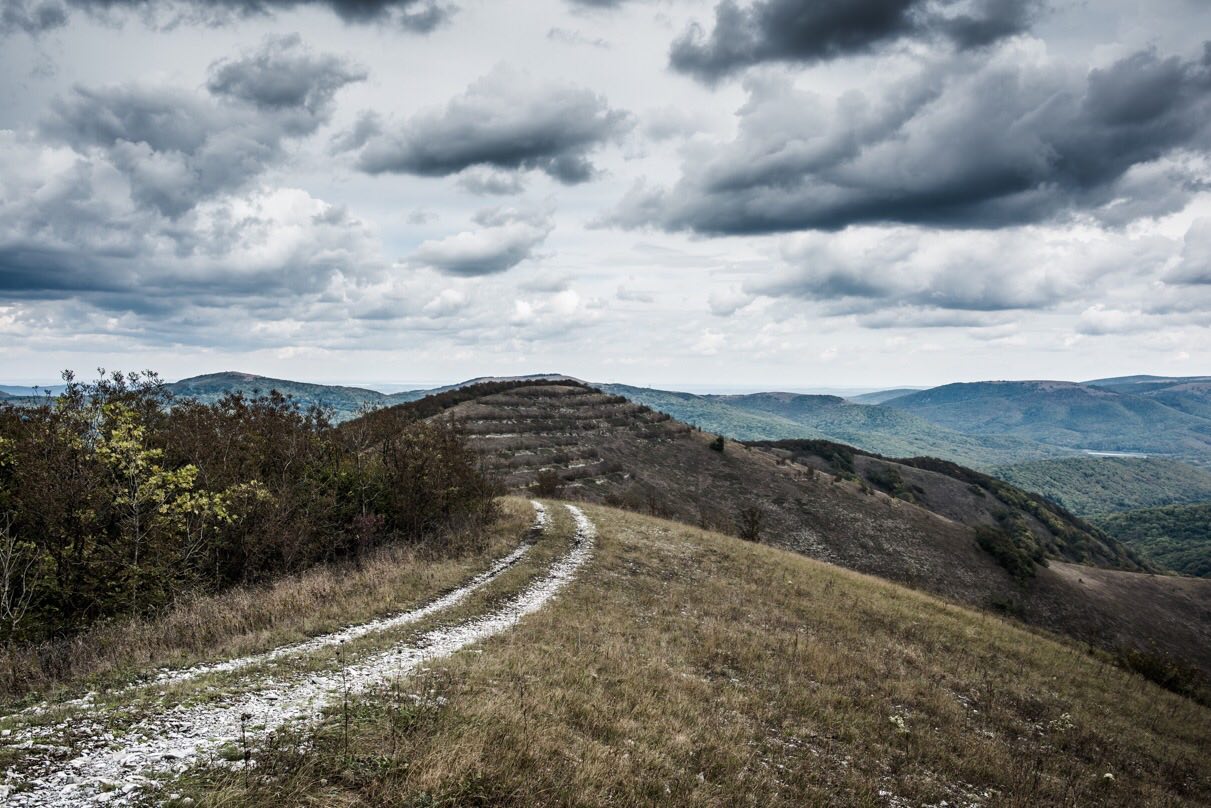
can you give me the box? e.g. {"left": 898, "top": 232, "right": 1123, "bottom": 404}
{"left": 182, "top": 505, "right": 1211, "bottom": 806}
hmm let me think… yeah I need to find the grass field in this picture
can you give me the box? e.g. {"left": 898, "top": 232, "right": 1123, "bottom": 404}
{"left": 177, "top": 502, "right": 1211, "bottom": 807}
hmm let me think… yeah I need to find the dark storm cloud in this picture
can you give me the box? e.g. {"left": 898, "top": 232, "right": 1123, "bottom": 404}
{"left": 40, "top": 36, "right": 363, "bottom": 217}
{"left": 613, "top": 44, "right": 1211, "bottom": 234}
{"left": 1, "top": 0, "right": 451, "bottom": 35}
{"left": 669, "top": 0, "right": 1041, "bottom": 82}
{"left": 352, "top": 70, "right": 631, "bottom": 185}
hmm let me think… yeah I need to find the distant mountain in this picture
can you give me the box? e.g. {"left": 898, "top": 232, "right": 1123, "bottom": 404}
{"left": 166, "top": 372, "right": 396, "bottom": 420}
{"left": 161, "top": 372, "right": 581, "bottom": 423}
{"left": 1091, "top": 503, "right": 1211, "bottom": 578}
{"left": 883, "top": 380, "right": 1211, "bottom": 459}
{"left": 0, "top": 384, "right": 66, "bottom": 397}
{"left": 846, "top": 388, "right": 922, "bottom": 404}
{"left": 1084, "top": 374, "right": 1211, "bottom": 393}
{"left": 600, "top": 384, "right": 1066, "bottom": 468}
{"left": 994, "top": 456, "right": 1211, "bottom": 515}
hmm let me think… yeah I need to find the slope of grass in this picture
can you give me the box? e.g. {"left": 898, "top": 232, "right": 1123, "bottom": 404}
{"left": 184, "top": 504, "right": 1211, "bottom": 807}
{"left": 1091, "top": 503, "right": 1211, "bottom": 578}
{"left": 994, "top": 456, "right": 1211, "bottom": 515}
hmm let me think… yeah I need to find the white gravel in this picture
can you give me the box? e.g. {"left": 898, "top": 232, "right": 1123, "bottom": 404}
{"left": 10, "top": 501, "right": 549, "bottom": 722}
{"left": 3, "top": 502, "right": 593, "bottom": 807}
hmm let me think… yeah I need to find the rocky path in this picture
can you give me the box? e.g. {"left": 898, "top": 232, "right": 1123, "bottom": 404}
{"left": 1, "top": 502, "right": 596, "bottom": 807}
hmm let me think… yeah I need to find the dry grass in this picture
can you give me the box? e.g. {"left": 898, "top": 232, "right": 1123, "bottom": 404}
{"left": 183, "top": 503, "right": 1211, "bottom": 807}
{"left": 0, "top": 499, "right": 535, "bottom": 707}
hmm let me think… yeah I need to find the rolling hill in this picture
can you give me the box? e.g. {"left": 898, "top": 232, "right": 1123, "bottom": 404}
{"left": 993, "top": 455, "right": 1211, "bottom": 515}
{"left": 846, "top": 387, "right": 922, "bottom": 404}
{"left": 599, "top": 384, "right": 1065, "bottom": 468}
{"left": 883, "top": 380, "right": 1211, "bottom": 458}
{"left": 1091, "top": 503, "right": 1211, "bottom": 578}
{"left": 354, "top": 380, "right": 1211, "bottom": 678}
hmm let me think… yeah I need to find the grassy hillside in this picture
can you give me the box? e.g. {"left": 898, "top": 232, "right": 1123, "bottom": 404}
{"left": 390, "top": 382, "right": 1211, "bottom": 678}
{"left": 182, "top": 504, "right": 1211, "bottom": 806}
{"left": 885, "top": 380, "right": 1211, "bottom": 458}
{"left": 601, "top": 383, "right": 1064, "bottom": 468}
{"left": 1091, "top": 503, "right": 1211, "bottom": 578}
{"left": 994, "top": 456, "right": 1211, "bottom": 515}
{"left": 751, "top": 439, "right": 1146, "bottom": 573}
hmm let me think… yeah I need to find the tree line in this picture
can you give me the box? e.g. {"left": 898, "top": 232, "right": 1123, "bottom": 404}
{"left": 0, "top": 371, "right": 498, "bottom": 645}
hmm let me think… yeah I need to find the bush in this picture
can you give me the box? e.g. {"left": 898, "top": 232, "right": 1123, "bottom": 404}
{"left": 0, "top": 371, "right": 498, "bottom": 644}
{"left": 709, "top": 435, "right": 726, "bottom": 452}
{"left": 532, "top": 469, "right": 564, "bottom": 498}
{"left": 974, "top": 525, "right": 1044, "bottom": 584}
{"left": 735, "top": 504, "right": 765, "bottom": 542}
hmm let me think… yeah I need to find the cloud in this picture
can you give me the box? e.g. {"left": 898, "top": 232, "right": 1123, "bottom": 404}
{"left": 457, "top": 167, "right": 526, "bottom": 195}
{"left": 423, "top": 288, "right": 469, "bottom": 317}
{"left": 1, "top": 0, "right": 452, "bottom": 35}
{"left": 746, "top": 224, "right": 1168, "bottom": 318}
{"left": 616, "top": 285, "right": 654, "bottom": 303}
{"left": 408, "top": 209, "right": 553, "bottom": 276}
{"left": 547, "top": 27, "right": 610, "bottom": 49}
{"left": 0, "top": 39, "right": 386, "bottom": 347}
{"left": 352, "top": 68, "right": 631, "bottom": 184}
{"left": 39, "top": 36, "right": 363, "bottom": 218}
{"left": 669, "top": 0, "right": 1040, "bottom": 82}
{"left": 615, "top": 43, "right": 1211, "bottom": 234}
{"left": 207, "top": 34, "right": 366, "bottom": 114}
{"left": 1166, "top": 218, "right": 1211, "bottom": 284}
{"left": 0, "top": 132, "right": 382, "bottom": 309}
{"left": 708, "top": 286, "right": 754, "bottom": 315}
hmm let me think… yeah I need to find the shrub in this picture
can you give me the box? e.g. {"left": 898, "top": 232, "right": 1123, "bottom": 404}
{"left": 532, "top": 469, "right": 564, "bottom": 498}
{"left": 735, "top": 504, "right": 765, "bottom": 542}
{"left": 0, "top": 370, "right": 498, "bottom": 644}
{"left": 709, "top": 435, "right": 726, "bottom": 452}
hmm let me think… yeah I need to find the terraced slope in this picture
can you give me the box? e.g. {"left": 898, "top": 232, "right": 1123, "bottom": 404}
{"left": 421, "top": 383, "right": 1211, "bottom": 677}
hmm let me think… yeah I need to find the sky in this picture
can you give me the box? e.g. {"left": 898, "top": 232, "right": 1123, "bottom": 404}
{"left": 2, "top": 0, "right": 1211, "bottom": 389}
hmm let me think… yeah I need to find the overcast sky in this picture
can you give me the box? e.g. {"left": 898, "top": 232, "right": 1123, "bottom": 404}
{"left": 2, "top": 0, "right": 1210, "bottom": 389}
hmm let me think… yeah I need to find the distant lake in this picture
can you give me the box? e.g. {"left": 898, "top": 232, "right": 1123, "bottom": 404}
{"left": 1082, "top": 450, "right": 1149, "bottom": 458}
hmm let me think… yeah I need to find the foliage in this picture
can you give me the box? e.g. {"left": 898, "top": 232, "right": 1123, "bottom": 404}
{"left": 735, "top": 503, "right": 765, "bottom": 541}
{"left": 1090, "top": 502, "right": 1211, "bottom": 577}
{"left": 993, "top": 456, "right": 1211, "bottom": 516}
{"left": 532, "top": 469, "right": 564, "bottom": 498}
{"left": 974, "top": 525, "right": 1044, "bottom": 583}
{"left": 708, "top": 435, "right": 725, "bottom": 452}
{"left": 0, "top": 370, "right": 498, "bottom": 644}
